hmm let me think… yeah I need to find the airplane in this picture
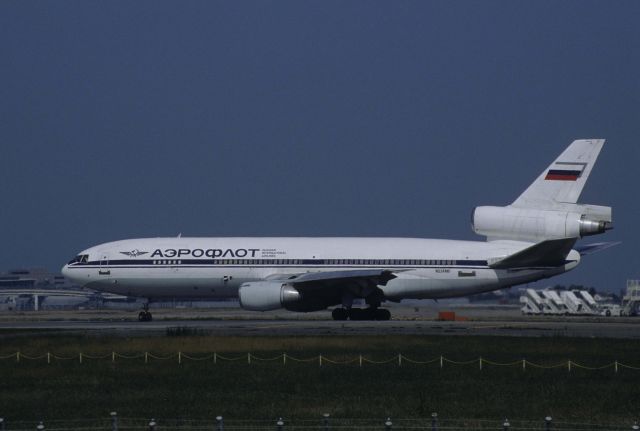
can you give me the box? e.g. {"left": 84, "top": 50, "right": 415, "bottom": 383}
{"left": 62, "top": 139, "right": 614, "bottom": 321}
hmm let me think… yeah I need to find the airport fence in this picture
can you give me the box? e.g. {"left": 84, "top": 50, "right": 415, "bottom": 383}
{"left": 1, "top": 352, "right": 640, "bottom": 372}
{"left": 1, "top": 415, "right": 639, "bottom": 431}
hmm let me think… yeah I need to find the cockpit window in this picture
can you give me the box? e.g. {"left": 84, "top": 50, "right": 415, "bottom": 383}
{"left": 68, "top": 254, "right": 89, "bottom": 265}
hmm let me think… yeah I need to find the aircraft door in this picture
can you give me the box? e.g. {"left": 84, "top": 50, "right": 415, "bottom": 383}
{"left": 99, "top": 253, "right": 111, "bottom": 275}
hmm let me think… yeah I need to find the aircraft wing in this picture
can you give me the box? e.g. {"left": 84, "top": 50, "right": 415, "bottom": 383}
{"left": 268, "top": 269, "right": 396, "bottom": 292}
{"left": 262, "top": 269, "right": 396, "bottom": 310}
{"left": 240, "top": 269, "right": 397, "bottom": 312}
{"left": 489, "top": 237, "right": 577, "bottom": 269}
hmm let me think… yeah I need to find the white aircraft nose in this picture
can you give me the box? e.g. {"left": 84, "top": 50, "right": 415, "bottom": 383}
{"left": 61, "top": 264, "right": 70, "bottom": 278}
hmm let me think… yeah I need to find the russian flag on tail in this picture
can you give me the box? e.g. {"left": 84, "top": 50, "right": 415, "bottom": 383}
{"left": 544, "top": 162, "right": 587, "bottom": 181}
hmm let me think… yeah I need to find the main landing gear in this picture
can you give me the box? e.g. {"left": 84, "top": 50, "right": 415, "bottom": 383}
{"left": 331, "top": 307, "right": 391, "bottom": 321}
{"left": 138, "top": 303, "right": 153, "bottom": 322}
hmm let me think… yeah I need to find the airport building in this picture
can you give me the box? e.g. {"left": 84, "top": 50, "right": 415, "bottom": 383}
{"left": 0, "top": 268, "right": 89, "bottom": 311}
{"left": 0, "top": 267, "right": 238, "bottom": 311}
{"left": 0, "top": 268, "right": 76, "bottom": 290}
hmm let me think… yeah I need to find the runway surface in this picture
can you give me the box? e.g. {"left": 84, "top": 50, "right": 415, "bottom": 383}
{"left": 0, "top": 306, "right": 639, "bottom": 338}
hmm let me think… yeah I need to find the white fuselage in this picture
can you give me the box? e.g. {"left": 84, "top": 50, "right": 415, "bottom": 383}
{"left": 62, "top": 237, "right": 580, "bottom": 302}
{"left": 60, "top": 140, "right": 610, "bottom": 315}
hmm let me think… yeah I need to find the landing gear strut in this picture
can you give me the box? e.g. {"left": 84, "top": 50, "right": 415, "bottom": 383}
{"left": 331, "top": 307, "right": 391, "bottom": 321}
{"left": 138, "top": 302, "right": 152, "bottom": 322}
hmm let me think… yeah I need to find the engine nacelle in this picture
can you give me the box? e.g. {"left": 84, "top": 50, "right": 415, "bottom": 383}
{"left": 238, "top": 281, "right": 302, "bottom": 311}
{"left": 472, "top": 205, "right": 612, "bottom": 242}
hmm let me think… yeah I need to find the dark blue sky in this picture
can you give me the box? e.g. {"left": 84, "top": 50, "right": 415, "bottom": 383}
{"left": 1, "top": 1, "right": 638, "bottom": 292}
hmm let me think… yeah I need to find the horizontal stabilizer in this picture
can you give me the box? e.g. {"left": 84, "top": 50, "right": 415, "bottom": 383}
{"left": 490, "top": 238, "right": 577, "bottom": 269}
{"left": 575, "top": 241, "right": 621, "bottom": 256}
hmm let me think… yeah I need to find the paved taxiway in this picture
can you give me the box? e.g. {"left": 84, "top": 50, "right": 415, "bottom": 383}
{"left": 0, "top": 306, "right": 638, "bottom": 338}
{"left": 1, "top": 318, "right": 639, "bottom": 338}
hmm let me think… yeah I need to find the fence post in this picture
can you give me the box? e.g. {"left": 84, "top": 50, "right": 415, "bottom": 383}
{"left": 112, "top": 352, "right": 115, "bottom": 363}
{"left": 319, "top": 355, "right": 322, "bottom": 367}
{"left": 214, "top": 352, "right": 217, "bottom": 364}
{"left": 36, "top": 421, "right": 44, "bottom": 430}
{"left": 522, "top": 359, "right": 526, "bottom": 371}
{"left": 440, "top": 355, "right": 443, "bottom": 369}
{"left": 323, "top": 413, "right": 330, "bottom": 431}
{"left": 145, "top": 352, "right": 148, "bottom": 364}
{"left": 283, "top": 353, "right": 286, "bottom": 365}
{"left": 545, "top": 416, "right": 552, "bottom": 431}
{"left": 17, "top": 352, "right": 20, "bottom": 363}
{"left": 216, "top": 415, "right": 224, "bottom": 431}
{"left": 479, "top": 357, "right": 482, "bottom": 370}
{"left": 568, "top": 360, "right": 571, "bottom": 372}
{"left": 248, "top": 353, "right": 251, "bottom": 364}
{"left": 615, "top": 360, "right": 618, "bottom": 373}
{"left": 503, "top": 419, "right": 510, "bottom": 431}
{"left": 431, "top": 412, "right": 438, "bottom": 431}
{"left": 276, "top": 417, "right": 284, "bottom": 431}
{"left": 385, "top": 417, "right": 392, "bottom": 430}
{"left": 148, "top": 419, "right": 157, "bottom": 431}
{"left": 178, "top": 352, "right": 182, "bottom": 364}
{"left": 47, "top": 352, "right": 51, "bottom": 364}
{"left": 359, "top": 355, "right": 362, "bottom": 367}
{"left": 110, "top": 411, "right": 118, "bottom": 431}
{"left": 398, "top": 354, "right": 402, "bottom": 367}
{"left": 79, "top": 352, "right": 83, "bottom": 364}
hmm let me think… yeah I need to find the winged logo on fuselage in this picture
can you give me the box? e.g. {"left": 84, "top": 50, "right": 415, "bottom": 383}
{"left": 120, "top": 250, "right": 149, "bottom": 258}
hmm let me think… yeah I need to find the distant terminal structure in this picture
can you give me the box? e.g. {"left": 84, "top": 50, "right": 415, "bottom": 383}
{"left": 0, "top": 268, "right": 238, "bottom": 311}
{"left": 0, "top": 268, "right": 142, "bottom": 311}
{"left": 0, "top": 268, "right": 75, "bottom": 290}
{"left": 0, "top": 268, "right": 91, "bottom": 311}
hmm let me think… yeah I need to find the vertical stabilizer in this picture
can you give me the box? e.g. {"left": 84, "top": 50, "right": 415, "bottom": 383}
{"left": 472, "top": 139, "right": 612, "bottom": 242}
{"left": 512, "top": 139, "right": 605, "bottom": 208}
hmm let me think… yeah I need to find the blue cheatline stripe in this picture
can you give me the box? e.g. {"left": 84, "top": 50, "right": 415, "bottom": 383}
{"left": 68, "top": 258, "right": 489, "bottom": 268}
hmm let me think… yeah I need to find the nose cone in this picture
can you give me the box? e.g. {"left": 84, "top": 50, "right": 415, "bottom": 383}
{"left": 61, "top": 264, "right": 79, "bottom": 284}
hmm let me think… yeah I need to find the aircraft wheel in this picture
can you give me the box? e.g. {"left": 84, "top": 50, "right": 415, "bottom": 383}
{"left": 349, "top": 308, "right": 363, "bottom": 320}
{"left": 138, "top": 311, "right": 153, "bottom": 322}
{"left": 375, "top": 309, "right": 391, "bottom": 321}
{"left": 332, "top": 308, "right": 349, "bottom": 321}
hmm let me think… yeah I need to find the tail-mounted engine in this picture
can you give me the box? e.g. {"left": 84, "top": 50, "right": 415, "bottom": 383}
{"left": 471, "top": 204, "right": 612, "bottom": 242}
